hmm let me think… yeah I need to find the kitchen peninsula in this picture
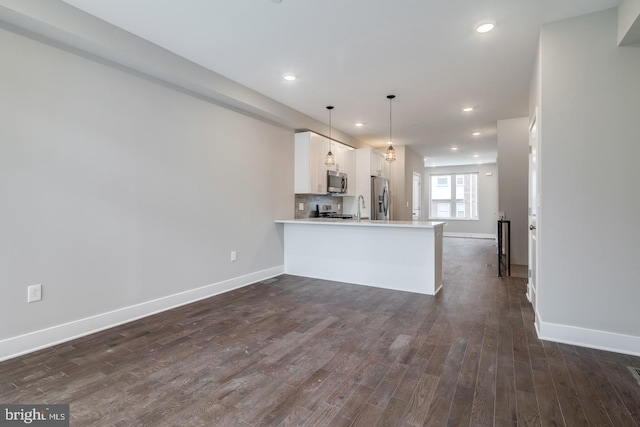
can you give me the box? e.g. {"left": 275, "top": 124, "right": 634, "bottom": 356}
{"left": 275, "top": 219, "right": 445, "bottom": 295}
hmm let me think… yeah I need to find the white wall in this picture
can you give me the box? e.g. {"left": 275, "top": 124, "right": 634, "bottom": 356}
{"left": 618, "top": 0, "right": 640, "bottom": 45}
{"left": 0, "top": 22, "right": 293, "bottom": 358}
{"left": 390, "top": 147, "right": 407, "bottom": 221}
{"left": 535, "top": 9, "right": 640, "bottom": 354}
{"left": 0, "top": 0, "right": 364, "bottom": 148}
{"left": 389, "top": 145, "right": 424, "bottom": 221}
{"left": 497, "top": 117, "right": 529, "bottom": 265}
{"left": 424, "top": 164, "right": 499, "bottom": 238}
{"left": 405, "top": 146, "right": 426, "bottom": 221}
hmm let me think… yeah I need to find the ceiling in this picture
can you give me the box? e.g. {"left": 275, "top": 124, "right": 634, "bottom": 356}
{"left": 61, "top": 0, "right": 620, "bottom": 167}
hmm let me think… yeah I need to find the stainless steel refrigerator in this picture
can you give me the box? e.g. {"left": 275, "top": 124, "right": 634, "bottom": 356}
{"left": 371, "top": 176, "right": 390, "bottom": 220}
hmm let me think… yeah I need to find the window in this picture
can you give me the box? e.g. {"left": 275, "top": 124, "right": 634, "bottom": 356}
{"left": 437, "top": 203, "right": 450, "bottom": 218}
{"left": 429, "top": 173, "right": 478, "bottom": 220}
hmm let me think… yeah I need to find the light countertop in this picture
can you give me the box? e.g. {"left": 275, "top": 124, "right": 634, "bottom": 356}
{"left": 275, "top": 218, "right": 446, "bottom": 229}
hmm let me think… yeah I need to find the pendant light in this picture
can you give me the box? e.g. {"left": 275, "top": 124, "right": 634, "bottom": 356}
{"left": 325, "top": 106, "right": 336, "bottom": 166}
{"left": 385, "top": 95, "right": 397, "bottom": 162}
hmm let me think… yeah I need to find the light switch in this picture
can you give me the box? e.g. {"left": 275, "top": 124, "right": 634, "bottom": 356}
{"left": 298, "top": 203, "right": 304, "bottom": 211}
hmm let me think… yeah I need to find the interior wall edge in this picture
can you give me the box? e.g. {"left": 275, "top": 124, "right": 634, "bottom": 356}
{"left": 0, "top": 266, "right": 284, "bottom": 363}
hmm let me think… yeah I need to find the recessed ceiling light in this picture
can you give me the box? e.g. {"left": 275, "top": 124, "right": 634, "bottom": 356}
{"left": 451, "top": 147, "right": 459, "bottom": 151}
{"left": 355, "top": 122, "right": 364, "bottom": 127}
{"left": 283, "top": 74, "right": 296, "bottom": 81}
{"left": 473, "top": 154, "right": 480, "bottom": 158}
{"left": 472, "top": 131, "right": 481, "bottom": 136}
{"left": 476, "top": 22, "right": 496, "bottom": 33}
{"left": 462, "top": 106, "right": 474, "bottom": 112}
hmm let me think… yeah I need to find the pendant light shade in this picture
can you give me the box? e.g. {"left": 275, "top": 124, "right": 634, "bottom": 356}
{"left": 385, "top": 95, "right": 397, "bottom": 162}
{"left": 325, "top": 106, "right": 336, "bottom": 166}
{"left": 385, "top": 145, "right": 396, "bottom": 162}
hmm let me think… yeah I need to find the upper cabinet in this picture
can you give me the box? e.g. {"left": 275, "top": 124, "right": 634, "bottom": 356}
{"left": 324, "top": 140, "right": 355, "bottom": 174}
{"left": 294, "top": 131, "right": 355, "bottom": 195}
{"left": 295, "top": 132, "right": 326, "bottom": 194}
{"left": 366, "top": 148, "right": 390, "bottom": 179}
{"left": 329, "top": 143, "right": 356, "bottom": 196}
{"left": 371, "top": 150, "right": 390, "bottom": 178}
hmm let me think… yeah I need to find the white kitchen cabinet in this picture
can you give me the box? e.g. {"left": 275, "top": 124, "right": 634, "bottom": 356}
{"left": 342, "top": 148, "right": 356, "bottom": 196}
{"left": 329, "top": 142, "right": 343, "bottom": 172}
{"left": 330, "top": 143, "right": 356, "bottom": 196}
{"left": 325, "top": 141, "right": 354, "bottom": 172}
{"left": 295, "top": 131, "right": 355, "bottom": 195}
{"left": 369, "top": 149, "right": 389, "bottom": 178}
{"left": 294, "top": 132, "right": 327, "bottom": 194}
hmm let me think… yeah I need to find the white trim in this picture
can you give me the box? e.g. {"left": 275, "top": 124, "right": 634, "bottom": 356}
{"left": 434, "top": 284, "right": 443, "bottom": 295}
{"left": 535, "top": 311, "right": 640, "bottom": 357}
{"left": 527, "top": 282, "right": 536, "bottom": 304}
{"left": 443, "top": 232, "right": 496, "bottom": 239}
{"left": 0, "top": 266, "right": 284, "bottom": 362}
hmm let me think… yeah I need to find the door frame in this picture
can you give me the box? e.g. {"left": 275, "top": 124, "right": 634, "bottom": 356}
{"left": 412, "top": 172, "right": 421, "bottom": 220}
{"left": 528, "top": 108, "right": 539, "bottom": 316}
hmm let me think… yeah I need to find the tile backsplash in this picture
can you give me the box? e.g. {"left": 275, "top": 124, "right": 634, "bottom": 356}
{"left": 294, "top": 195, "right": 344, "bottom": 219}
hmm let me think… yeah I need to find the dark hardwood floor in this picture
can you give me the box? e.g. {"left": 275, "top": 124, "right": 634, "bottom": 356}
{"left": 1, "top": 238, "right": 639, "bottom": 426}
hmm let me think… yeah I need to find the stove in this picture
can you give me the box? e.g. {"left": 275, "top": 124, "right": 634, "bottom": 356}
{"left": 320, "top": 213, "right": 354, "bottom": 219}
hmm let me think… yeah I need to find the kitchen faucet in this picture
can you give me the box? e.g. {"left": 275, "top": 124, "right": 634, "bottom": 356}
{"left": 357, "top": 195, "right": 366, "bottom": 222}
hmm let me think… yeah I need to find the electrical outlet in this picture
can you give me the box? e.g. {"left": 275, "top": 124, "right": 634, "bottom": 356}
{"left": 230, "top": 251, "right": 237, "bottom": 262}
{"left": 28, "top": 284, "right": 42, "bottom": 303}
{"left": 298, "top": 203, "right": 304, "bottom": 211}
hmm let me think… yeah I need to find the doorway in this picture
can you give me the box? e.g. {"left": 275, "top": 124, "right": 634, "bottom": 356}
{"left": 412, "top": 172, "right": 421, "bottom": 220}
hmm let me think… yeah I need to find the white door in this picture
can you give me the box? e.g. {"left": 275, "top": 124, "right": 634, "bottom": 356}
{"left": 528, "top": 110, "right": 539, "bottom": 313}
{"left": 412, "top": 172, "right": 421, "bottom": 220}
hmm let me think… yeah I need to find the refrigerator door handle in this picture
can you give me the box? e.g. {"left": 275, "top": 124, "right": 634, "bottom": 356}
{"left": 382, "top": 186, "right": 389, "bottom": 217}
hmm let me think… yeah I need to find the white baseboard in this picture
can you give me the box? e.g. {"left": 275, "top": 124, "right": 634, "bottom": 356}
{"left": 443, "top": 232, "right": 496, "bottom": 239}
{"left": 535, "top": 310, "right": 640, "bottom": 357}
{"left": 526, "top": 282, "right": 535, "bottom": 303}
{"left": 0, "top": 266, "right": 284, "bottom": 362}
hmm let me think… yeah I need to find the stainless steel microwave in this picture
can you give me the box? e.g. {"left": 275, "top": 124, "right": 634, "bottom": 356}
{"left": 327, "top": 170, "right": 347, "bottom": 194}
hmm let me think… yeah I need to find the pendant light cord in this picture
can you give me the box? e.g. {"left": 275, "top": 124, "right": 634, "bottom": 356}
{"left": 387, "top": 95, "right": 395, "bottom": 145}
{"left": 325, "top": 106, "right": 335, "bottom": 166}
{"left": 389, "top": 97, "right": 392, "bottom": 143}
{"left": 327, "top": 105, "right": 334, "bottom": 148}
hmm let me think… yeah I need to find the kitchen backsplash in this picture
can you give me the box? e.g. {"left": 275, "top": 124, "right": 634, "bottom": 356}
{"left": 294, "top": 195, "right": 344, "bottom": 219}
